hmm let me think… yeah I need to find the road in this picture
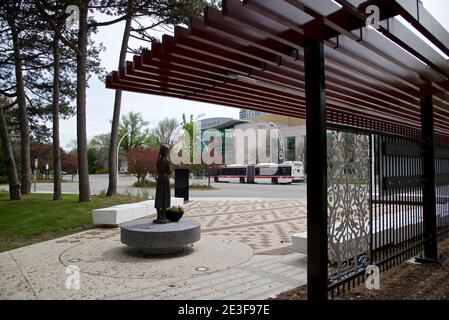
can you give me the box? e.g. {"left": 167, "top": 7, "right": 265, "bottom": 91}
{"left": 0, "top": 174, "right": 307, "bottom": 200}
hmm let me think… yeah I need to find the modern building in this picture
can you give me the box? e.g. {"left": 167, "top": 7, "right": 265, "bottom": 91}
{"left": 242, "top": 114, "right": 306, "bottom": 163}
{"left": 199, "top": 114, "right": 306, "bottom": 165}
{"left": 197, "top": 117, "right": 248, "bottom": 164}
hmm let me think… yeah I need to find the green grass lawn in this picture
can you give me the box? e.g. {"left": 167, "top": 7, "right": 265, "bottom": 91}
{"left": 0, "top": 192, "right": 141, "bottom": 252}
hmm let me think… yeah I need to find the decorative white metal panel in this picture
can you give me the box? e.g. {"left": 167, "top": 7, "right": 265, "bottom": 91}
{"left": 327, "top": 130, "right": 371, "bottom": 282}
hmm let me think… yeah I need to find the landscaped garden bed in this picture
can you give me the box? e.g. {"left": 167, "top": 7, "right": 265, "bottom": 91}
{"left": 275, "top": 237, "right": 449, "bottom": 300}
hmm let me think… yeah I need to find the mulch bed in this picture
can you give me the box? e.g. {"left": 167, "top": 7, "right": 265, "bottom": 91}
{"left": 274, "top": 237, "right": 449, "bottom": 300}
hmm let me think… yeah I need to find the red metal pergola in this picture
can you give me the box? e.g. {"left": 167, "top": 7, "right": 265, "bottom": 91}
{"left": 106, "top": 0, "right": 449, "bottom": 300}
{"left": 106, "top": 0, "right": 449, "bottom": 138}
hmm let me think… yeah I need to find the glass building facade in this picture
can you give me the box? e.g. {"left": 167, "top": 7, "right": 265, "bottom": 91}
{"left": 239, "top": 109, "right": 267, "bottom": 120}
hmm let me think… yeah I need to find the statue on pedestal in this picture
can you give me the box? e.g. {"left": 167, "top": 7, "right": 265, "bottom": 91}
{"left": 153, "top": 144, "right": 171, "bottom": 224}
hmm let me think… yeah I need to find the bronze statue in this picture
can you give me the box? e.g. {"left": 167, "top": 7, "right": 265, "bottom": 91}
{"left": 153, "top": 144, "right": 171, "bottom": 224}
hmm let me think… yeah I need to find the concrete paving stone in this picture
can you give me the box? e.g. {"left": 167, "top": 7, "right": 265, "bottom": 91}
{"left": 0, "top": 252, "right": 37, "bottom": 300}
{"left": 0, "top": 199, "right": 308, "bottom": 300}
{"left": 200, "top": 278, "right": 274, "bottom": 300}
{"left": 158, "top": 272, "right": 261, "bottom": 300}
{"left": 150, "top": 254, "right": 307, "bottom": 300}
{"left": 218, "top": 281, "right": 288, "bottom": 300}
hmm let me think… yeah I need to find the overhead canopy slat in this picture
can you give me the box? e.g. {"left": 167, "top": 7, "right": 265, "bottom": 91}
{"left": 106, "top": 0, "right": 449, "bottom": 138}
{"left": 384, "top": 0, "right": 449, "bottom": 59}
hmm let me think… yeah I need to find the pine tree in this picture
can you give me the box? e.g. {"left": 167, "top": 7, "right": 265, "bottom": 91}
{"left": 0, "top": 96, "right": 21, "bottom": 200}
{"left": 106, "top": 0, "right": 209, "bottom": 196}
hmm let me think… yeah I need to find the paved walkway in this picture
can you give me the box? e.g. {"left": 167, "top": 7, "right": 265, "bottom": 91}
{"left": 0, "top": 199, "right": 307, "bottom": 300}
{"left": 185, "top": 199, "right": 307, "bottom": 254}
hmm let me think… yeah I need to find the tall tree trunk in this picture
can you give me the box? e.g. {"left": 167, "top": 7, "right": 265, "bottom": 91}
{"left": 10, "top": 24, "right": 31, "bottom": 194}
{"left": 107, "top": 1, "right": 133, "bottom": 197}
{"left": 0, "top": 106, "right": 21, "bottom": 200}
{"left": 52, "top": 31, "right": 62, "bottom": 200}
{"left": 77, "top": 2, "right": 91, "bottom": 202}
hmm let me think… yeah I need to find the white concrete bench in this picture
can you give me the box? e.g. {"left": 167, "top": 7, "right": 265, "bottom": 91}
{"left": 292, "top": 204, "right": 449, "bottom": 259}
{"left": 392, "top": 204, "right": 448, "bottom": 243}
{"left": 437, "top": 203, "right": 449, "bottom": 226}
{"left": 93, "top": 203, "right": 148, "bottom": 226}
{"left": 291, "top": 231, "right": 307, "bottom": 255}
{"left": 291, "top": 218, "right": 392, "bottom": 261}
{"left": 93, "top": 197, "right": 185, "bottom": 226}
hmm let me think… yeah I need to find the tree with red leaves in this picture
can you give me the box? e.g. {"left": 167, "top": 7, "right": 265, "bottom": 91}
{"left": 127, "top": 147, "right": 158, "bottom": 183}
{"left": 61, "top": 150, "right": 78, "bottom": 182}
{"left": 30, "top": 141, "right": 53, "bottom": 170}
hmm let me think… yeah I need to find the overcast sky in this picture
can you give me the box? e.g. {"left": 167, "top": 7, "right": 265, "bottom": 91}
{"left": 58, "top": 0, "right": 449, "bottom": 148}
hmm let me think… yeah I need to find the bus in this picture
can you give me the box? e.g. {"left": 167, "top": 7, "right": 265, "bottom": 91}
{"left": 214, "top": 161, "right": 305, "bottom": 184}
{"left": 281, "top": 161, "right": 305, "bottom": 182}
{"left": 214, "top": 164, "right": 247, "bottom": 183}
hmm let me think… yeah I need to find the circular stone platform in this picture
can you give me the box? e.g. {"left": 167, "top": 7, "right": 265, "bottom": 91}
{"left": 120, "top": 218, "right": 201, "bottom": 254}
{"left": 59, "top": 234, "right": 253, "bottom": 280}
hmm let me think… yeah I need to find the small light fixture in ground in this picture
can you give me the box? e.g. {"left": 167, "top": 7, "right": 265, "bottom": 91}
{"left": 195, "top": 266, "right": 209, "bottom": 272}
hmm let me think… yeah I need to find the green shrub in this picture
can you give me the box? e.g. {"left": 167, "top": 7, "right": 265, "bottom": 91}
{"left": 95, "top": 168, "right": 109, "bottom": 174}
{"left": 135, "top": 188, "right": 150, "bottom": 200}
{"left": 190, "top": 184, "right": 214, "bottom": 189}
{"left": 133, "top": 180, "right": 157, "bottom": 188}
{"left": 133, "top": 179, "right": 176, "bottom": 188}
{"left": 166, "top": 206, "right": 184, "bottom": 214}
{"left": 98, "top": 190, "right": 107, "bottom": 197}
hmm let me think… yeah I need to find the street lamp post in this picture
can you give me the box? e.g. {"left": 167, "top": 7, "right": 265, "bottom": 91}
{"left": 116, "top": 130, "right": 133, "bottom": 188}
{"left": 33, "top": 158, "right": 38, "bottom": 192}
{"left": 270, "top": 122, "right": 285, "bottom": 163}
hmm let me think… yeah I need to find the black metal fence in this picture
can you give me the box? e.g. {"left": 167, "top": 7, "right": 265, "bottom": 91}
{"left": 371, "top": 135, "right": 425, "bottom": 266}
{"left": 327, "top": 129, "right": 449, "bottom": 298}
{"left": 436, "top": 142, "right": 449, "bottom": 239}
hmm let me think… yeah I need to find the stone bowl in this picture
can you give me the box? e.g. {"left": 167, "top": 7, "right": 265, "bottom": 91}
{"left": 166, "top": 209, "right": 184, "bottom": 222}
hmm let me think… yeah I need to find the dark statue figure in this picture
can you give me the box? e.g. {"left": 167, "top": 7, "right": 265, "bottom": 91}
{"left": 153, "top": 144, "right": 171, "bottom": 224}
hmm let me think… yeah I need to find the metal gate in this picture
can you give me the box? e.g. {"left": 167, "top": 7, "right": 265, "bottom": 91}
{"left": 327, "top": 129, "right": 371, "bottom": 291}
{"left": 435, "top": 140, "right": 449, "bottom": 239}
{"left": 371, "top": 134, "right": 424, "bottom": 267}
{"left": 327, "top": 129, "right": 449, "bottom": 297}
